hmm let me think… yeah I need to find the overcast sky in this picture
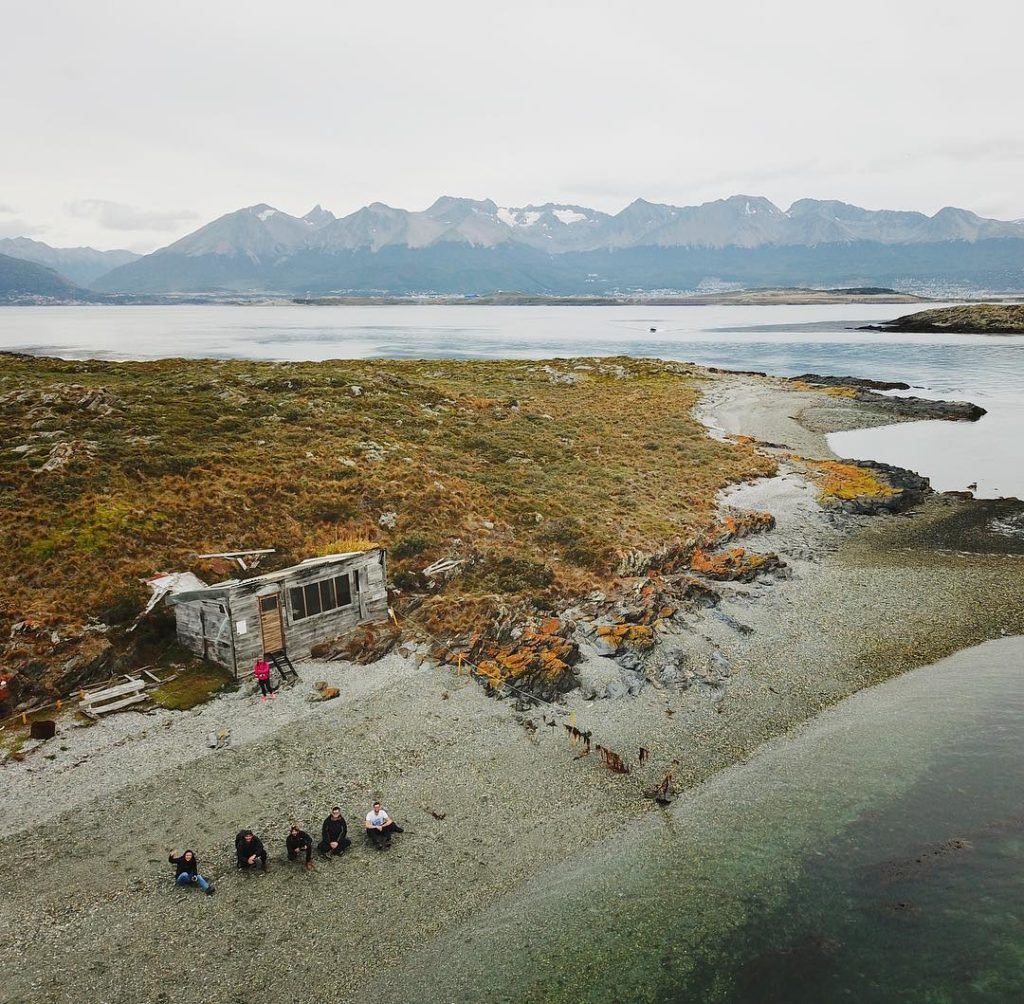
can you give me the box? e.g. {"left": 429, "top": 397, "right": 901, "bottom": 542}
{"left": 3, "top": 0, "right": 1021, "bottom": 251}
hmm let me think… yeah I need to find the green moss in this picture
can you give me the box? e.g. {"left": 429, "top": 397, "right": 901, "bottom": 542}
{"left": 150, "top": 665, "right": 236, "bottom": 711}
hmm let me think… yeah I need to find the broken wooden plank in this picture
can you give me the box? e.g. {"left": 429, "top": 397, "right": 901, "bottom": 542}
{"left": 195, "top": 549, "right": 276, "bottom": 559}
{"left": 82, "top": 679, "right": 146, "bottom": 704}
{"left": 85, "top": 693, "right": 148, "bottom": 715}
{"left": 422, "top": 558, "right": 464, "bottom": 578}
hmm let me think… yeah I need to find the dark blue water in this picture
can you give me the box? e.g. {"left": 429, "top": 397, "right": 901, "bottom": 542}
{"left": 383, "top": 638, "right": 1024, "bottom": 1003}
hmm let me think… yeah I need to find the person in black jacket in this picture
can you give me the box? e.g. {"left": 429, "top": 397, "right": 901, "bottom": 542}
{"left": 168, "top": 849, "right": 214, "bottom": 895}
{"left": 318, "top": 806, "right": 351, "bottom": 857}
{"left": 286, "top": 824, "right": 314, "bottom": 869}
{"left": 235, "top": 829, "right": 269, "bottom": 871}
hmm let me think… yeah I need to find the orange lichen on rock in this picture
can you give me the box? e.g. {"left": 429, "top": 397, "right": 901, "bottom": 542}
{"left": 824, "top": 386, "right": 859, "bottom": 398}
{"left": 690, "top": 546, "right": 778, "bottom": 582}
{"left": 468, "top": 617, "right": 578, "bottom": 694}
{"left": 706, "top": 510, "right": 775, "bottom": 548}
{"left": 596, "top": 623, "right": 656, "bottom": 651}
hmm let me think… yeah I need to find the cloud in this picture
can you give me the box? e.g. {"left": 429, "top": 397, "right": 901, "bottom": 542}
{"left": 67, "top": 199, "right": 199, "bottom": 232}
{"left": 0, "top": 217, "right": 48, "bottom": 239}
{"left": 0, "top": 204, "right": 16, "bottom": 214}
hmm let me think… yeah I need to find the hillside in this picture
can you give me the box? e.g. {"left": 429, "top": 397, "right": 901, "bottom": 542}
{"left": 0, "top": 253, "right": 90, "bottom": 301}
{"left": 0, "top": 238, "right": 140, "bottom": 287}
{"left": 0, "top": 353, "right": 774, "bottom": 706}
{"left": 877, "top": 303, "right": 1024, "bottom": 334}
{"left": 91, "top": 196, "right": 1024, "bottom": 296}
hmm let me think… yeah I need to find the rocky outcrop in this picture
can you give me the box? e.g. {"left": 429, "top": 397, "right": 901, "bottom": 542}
{"left": 856, "top": 390, "right": 986, "bottom": 422}
{"left": 812, "top": 459, "right": 931, "bottom": 514}
{"left": 791, "top": 373, "right": 911, "bottom": 392}
{"left": 792, "top": 373, "right": 986, "bottom": 422}
{"left": 864, "top": 304, "right": 1024, "bottom": 335}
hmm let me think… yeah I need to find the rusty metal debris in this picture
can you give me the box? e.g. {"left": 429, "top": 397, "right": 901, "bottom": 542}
{"left": 595, "top": 744, "right": 630, "bottom": 774}
{"left": 564, "top": 723, "right": 592, "bottom": 756}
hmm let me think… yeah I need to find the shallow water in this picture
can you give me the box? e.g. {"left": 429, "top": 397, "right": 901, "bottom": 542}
{"left": 387, "top": 637, "right": 1024, "bottom": 1003}
{"left": 1, "top": 302, "right": 1022, "bottom": 496}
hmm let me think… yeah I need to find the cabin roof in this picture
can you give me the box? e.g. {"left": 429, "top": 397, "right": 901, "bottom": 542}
{"left": 166, "top": 549, "right": 382, "bottom": 607}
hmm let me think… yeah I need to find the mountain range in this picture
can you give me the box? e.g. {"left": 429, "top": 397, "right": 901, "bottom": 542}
{"left": 6, "top": 195, "right": 1024, "bottom": 298}
{"left": 0, "top": 252, "right": 90, "bottom": 301}
{"left": 0, "top": 237, "right": 140, "bottom": 287}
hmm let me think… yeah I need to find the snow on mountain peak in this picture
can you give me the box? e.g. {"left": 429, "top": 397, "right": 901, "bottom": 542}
{"left": 497, "top": 208, "right": 541, "bottom": 228}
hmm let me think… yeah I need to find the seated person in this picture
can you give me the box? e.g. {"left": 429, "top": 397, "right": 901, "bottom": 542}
{"left": 286, "top": 824, "right": 314, "bottom": 869}
{"left": 318, "top": 806, "right": 351, "bottom": 857}
{"left": 235, "top": 829, "right": 269, "bottom": 871}
{"left": 364, "top": 801, "right": 404, "bottom": 849}
{"left": 168, "top": 848, "right": 214, "bottom": 895}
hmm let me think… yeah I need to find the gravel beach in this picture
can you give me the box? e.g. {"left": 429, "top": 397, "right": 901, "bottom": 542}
{"left": 2, "top": 373, "right": 1022, "bottom": 1004}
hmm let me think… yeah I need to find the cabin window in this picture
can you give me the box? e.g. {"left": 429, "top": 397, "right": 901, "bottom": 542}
{"left": 303, "top": 582, "right": 322, "bottom": 617}
{"left": 290, "top": 572, "right": 354, "bottom": 621}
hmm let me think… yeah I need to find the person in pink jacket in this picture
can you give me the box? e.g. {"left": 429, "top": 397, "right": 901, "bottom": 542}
{"left": 254, "top": 658, "right": 276, "bottom": 700}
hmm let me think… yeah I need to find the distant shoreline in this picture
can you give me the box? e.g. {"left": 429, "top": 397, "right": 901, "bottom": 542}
{"left": 2, "top": 287, "right": 935, "bottom": 308}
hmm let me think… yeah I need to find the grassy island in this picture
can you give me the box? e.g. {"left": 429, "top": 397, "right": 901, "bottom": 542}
{"left": 0, "top": 353, "right": 775, "bottom": 702}
{"left": 876, "top": 302, "right": 1024, "bottom": 334}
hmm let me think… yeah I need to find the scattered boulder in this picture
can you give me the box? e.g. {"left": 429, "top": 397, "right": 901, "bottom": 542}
{"left": 37, "top": 438, "right": 98, "bottom": 473}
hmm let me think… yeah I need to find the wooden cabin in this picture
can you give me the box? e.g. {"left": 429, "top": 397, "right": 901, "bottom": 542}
{"left": 166, "top": 549, "right": 388, "bottom": 676}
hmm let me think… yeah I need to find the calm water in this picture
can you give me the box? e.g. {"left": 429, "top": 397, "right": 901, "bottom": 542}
{"left": 1, "top": 302, "right": 1022, "bottom": 495}
{"left": 387, "top": 638, "right": 1024, "bottom": 1003}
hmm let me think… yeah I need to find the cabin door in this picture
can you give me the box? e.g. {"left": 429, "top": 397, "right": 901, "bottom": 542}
{"left": 258, "top": 594, "right": 285, "bottom": 655}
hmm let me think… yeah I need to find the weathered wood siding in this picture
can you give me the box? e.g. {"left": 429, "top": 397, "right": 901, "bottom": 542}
{"left": 175, "top": 550, "right": 389, "bottom": 677}
{"left": 173, "top": 598, "right": 235, "bottom": 671}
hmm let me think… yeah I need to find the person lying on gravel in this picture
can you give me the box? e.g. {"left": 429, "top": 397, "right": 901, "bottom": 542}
{"left": 286, "top": 825, "right": 314, "bottom": 869}
{"left": 318, "top": 806, "right": 351, "bottom": 857}
{"left": 364, "top": 802, "right": 404, "bottom": 850}
{"left": 168, "top": 849, "right": 215, "bottom": 895}
{"left": 235, "top": 829, "right": 269, "bottom": 871}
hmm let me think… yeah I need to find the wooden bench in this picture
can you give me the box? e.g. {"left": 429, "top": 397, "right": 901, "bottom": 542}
{"left": 80, "top": 679, "right": 147, "bottom": 718}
